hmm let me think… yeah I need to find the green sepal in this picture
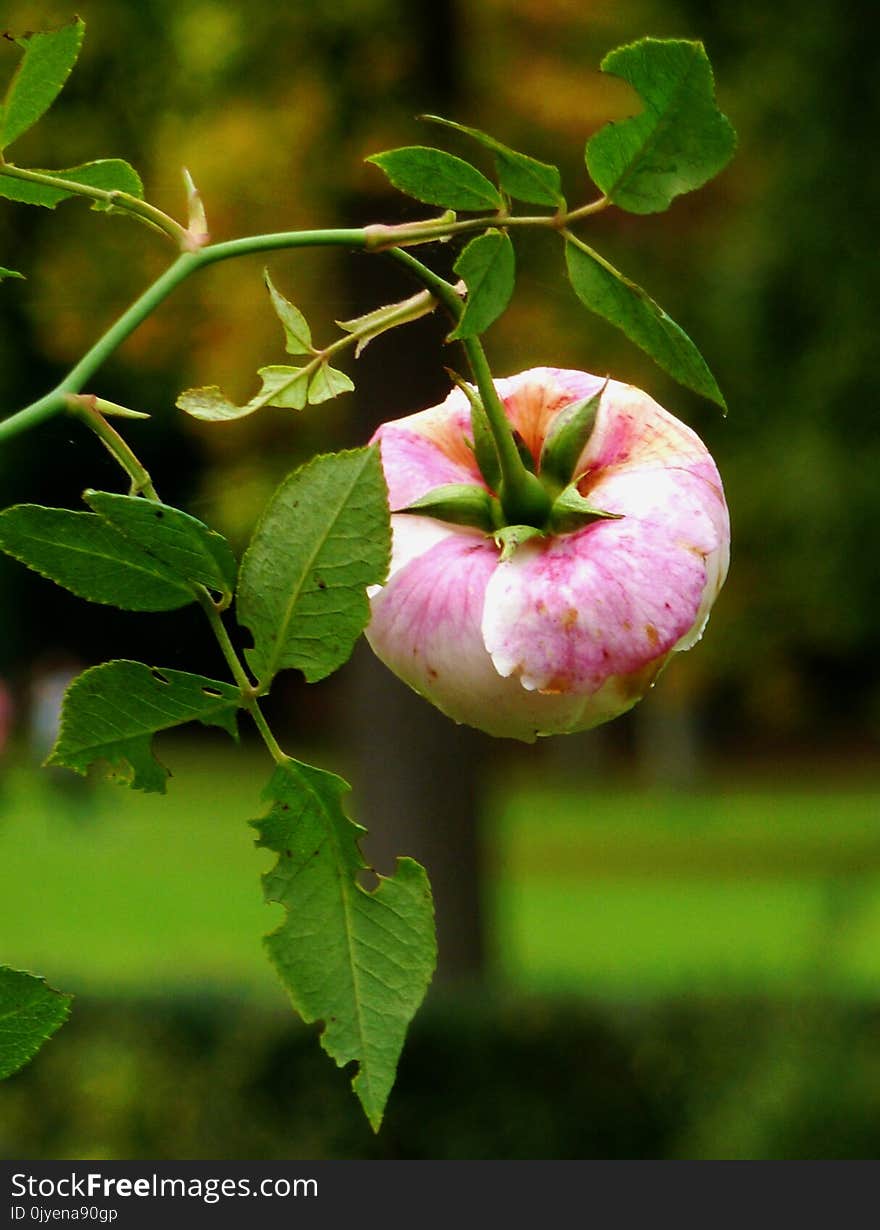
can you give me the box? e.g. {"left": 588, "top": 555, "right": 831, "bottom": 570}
{"left": 538, "top": 382, "right": 607, "bottom": 492}
{"left": 420, "top": 115, "right": 565, "bottom": 207}
{"left": 549, "top": 484, "right": 623, "bottom": 534}
{"left": 394, "top": 483, "right": 500, "bottom": 532}
{"left": 0, "top": 967, "right": 72, "bottom": 1081}
{"left": 446, "top": 370, "right": 501, "bottom": 492}
{"left": 494, "top": 523, "right": 545, "bottom": 562}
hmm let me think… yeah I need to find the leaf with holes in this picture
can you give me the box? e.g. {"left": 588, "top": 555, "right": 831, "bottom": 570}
{"left": 0, "top": 159, "right": 144, "bottom": 209}
{"left": 49, "top": 661, "right": 242, "bottom": 793}
{"left": 367, "top": 146, "right": 503, "bottom": 211}
{"left": 0, "top": 16, "right": 85, "bottom": 150}
{"left": 0, "top": 505, "right": 195, "bottom": 610}
{"left": 565, "top": 235, "right": 725, "bottom": 409}
{"left": 449, "top": 228, "right": 515, "bottom": 340}
{"left": 253, "top": 759, "right": 436, "bottom": 1131}
{"left": 84, "top": 490, "right": 237, "bottom": 603}
{"left": 586, "top": 38, "right": 736, "bottom": 214}
{"left": 238, "top": 447, "right": 390, "bottom": 686}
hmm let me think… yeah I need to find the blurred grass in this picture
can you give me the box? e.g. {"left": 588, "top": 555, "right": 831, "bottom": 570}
{"left": 3, "top": 742, "right": 880, "bottom": 1001}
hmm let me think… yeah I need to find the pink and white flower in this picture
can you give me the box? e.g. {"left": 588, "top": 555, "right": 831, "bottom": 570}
{"left": 366, "top": 367, "right": 729, "bottom": 741}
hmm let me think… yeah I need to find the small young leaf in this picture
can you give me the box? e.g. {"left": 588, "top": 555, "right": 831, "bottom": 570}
{"left": 308, "top": 364, "right": 355, "bottom": 404}
{"left": 0, "top": 266, "right": 23, "bottom": 280}
{"left": 586, "top": 38, "right": 736, "bottom": 214}
{"left": 448, "top": 228, "right": 516, "bottom": 340}
{"left": 83, "top": 490, "right": 237, "bottom": 602}
{"left": 565, "top": 235, "right": 725, "bottom": 409}
{"left": 337, "top": 290, "right": 436, "bottom": 357}
{"left": 183, "top": 167, "right": 208, "bottom": 242}
{"left": 0, "top": 159, "right": 144, "bottom": 209}
{"left": 367, "top": 146, "right": 503, "bottom": 211}
{"left": 539, "top": 383, "right": 607, "bottom": 491}
{"left": 0, "top": 967, "right": 72, "bottom": 1081}
{"left": 0, "top": 505, "right": 195, "bottom": 610}
{"left": 395, "top": 482, "right": 498, "bottom": 531}
{"left": 49, "top": 661, "right": 242, "bottom": 793}
{"left": 421, "top": 115, "right": 564, "bottom": 207}
{"left": 0, "top": 16, "right": 85, "bottom": 150}
{"left": 253, "top": 759, "right": 436, "bottom": 1131}
{"left": 176, "top": 365, "right": 311, "bottom": 422}
{"left": 238, "top": 447, "right": 390, "bottom": 686}
{"left": 494, "top": 523, "right": 545, "bottom": 562}
{"left": 264, "top": 270, "right": 313, "bottom": 355}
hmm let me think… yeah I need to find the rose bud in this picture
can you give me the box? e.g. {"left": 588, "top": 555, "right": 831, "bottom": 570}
{"left": 365, "top": 366, "right": 729, "bottom": 741}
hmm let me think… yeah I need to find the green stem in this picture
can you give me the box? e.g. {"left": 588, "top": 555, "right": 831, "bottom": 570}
{"left": 386, "top": 249, "right": 551, "bottom": 527}
{"left": 0, "top": 163, "right": 191, "bottom": 247}
{"left": 66, "top": 395, "right": 159, "bottom": 498}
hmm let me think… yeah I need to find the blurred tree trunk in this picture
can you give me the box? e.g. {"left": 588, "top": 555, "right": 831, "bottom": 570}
{"left": 342, "top": 0, "right": 488, "bottom": 984}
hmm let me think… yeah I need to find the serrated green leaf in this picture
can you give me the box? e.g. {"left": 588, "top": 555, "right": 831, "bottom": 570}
{"left": 238, "top": 448, "right": 390, "bottom": 686}
{"left": 367, "top": 146, "right": 503, "bottom": 211}
{"left": 0, "top": 16, "right": 85, "bottom": 150}
{"left": 253, "top": 759, "right": 436, "bottom": 1131}
{"left": 264, "top": 270, "right": 313, "bottom": 355}
{"left": 83, "top": 490, "right": 237, "bottom": 602}
{"left": 586, "top": 38, "right": 736, "bottom": 214}
{"left": 0, "top": 266, "right": 23, "bottom": 280}
{"left": 0, "top": 159, "right": 144, "bottom": 209}
{"left": 0, "top": 967, "right": 72, "bottom": 1081}
{"left": 49, "top": 661, "right": 241, "bottom": 793}
{"left": 449, "top": 228, "right": 515, "bottom": 340}
{"left": 307, "top": 364, "right": 354, "bottom": 404}
{"left": 565, "top": 235, "right": 725, "bottom": 409}
{"left": 395, "top": 482, "right": 498, "bottom": 531}
{"left": 539, "top": 383, "right": 607, "bottom": 491}
{"left": 421, "top": 115, "right": 564, "bottom": 207}
{"left": 0, "top": 505, "right": 195, "bottom": 610}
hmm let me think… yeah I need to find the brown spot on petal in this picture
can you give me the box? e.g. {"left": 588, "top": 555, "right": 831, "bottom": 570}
{"left": 563, "top": 608, "right": 578, "bottom": 629}
{"left": 427, "top": 666, "right": 438, "bottom": 680}
{"left": 645, "top": 623, "right": 659, "bottom": 646}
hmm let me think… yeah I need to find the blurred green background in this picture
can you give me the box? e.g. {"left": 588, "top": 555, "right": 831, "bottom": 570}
{"left": 1, "top": 0, "right": 878, "bottom": 1159}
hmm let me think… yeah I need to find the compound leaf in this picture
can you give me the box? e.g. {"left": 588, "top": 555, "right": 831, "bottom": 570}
{"left": 0, "top": 16, "right": 85, "bottom": 150}
{"left": 565, "top": 235, "right": 725, "bottom": 409}
{"left": 0, "top": 504, "right": 195, "bottom": 610}
{"left": 0, "top": 967, "right": 72, "bottom": 1081}
{"left": 367, "top": 146, "right": 502, "bottom": 211}
{"left": 586, "top": 38, "right": 736, "bottom": 214}
{"left": 449, "top": 228, "right": 515, "bottom": 340}
{"left": 49, "top": 660, "right": 242, "bottom": 793}
{"left": 253, "top": 759, "right": 436, "bottom": 1131}
{"left": 238, "top": 448, "right": 390, "bottom": 686}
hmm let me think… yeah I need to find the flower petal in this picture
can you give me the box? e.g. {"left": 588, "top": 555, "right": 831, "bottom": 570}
{"left": 493, "top": 367, "right": 607, "bottom": 465}
{"left": 371, "top": 391, "right": 483, "bottom": 509}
